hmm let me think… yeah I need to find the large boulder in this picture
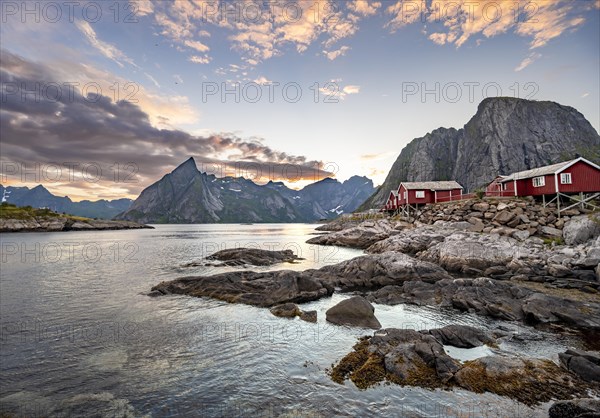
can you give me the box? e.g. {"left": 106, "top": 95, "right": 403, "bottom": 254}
{"left": 563, "top": 214, "right": 600, "bottom": 245}
{"left": 326, "top": 296, "right": 381, "bottom": 329}
{"left": 559, "top": 349, "right": 600, "bottom": 383}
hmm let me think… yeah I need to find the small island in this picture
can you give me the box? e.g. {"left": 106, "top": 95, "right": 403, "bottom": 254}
{"left": 0, "top": 203, "right": 153, "bottom": 233}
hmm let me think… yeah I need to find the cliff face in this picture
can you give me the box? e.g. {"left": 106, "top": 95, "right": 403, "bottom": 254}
{"left": 360, "top": 97, "right": 600, "bottom": 210}
{"left": 117, "top": 158, "right": 375, "bottom": 223}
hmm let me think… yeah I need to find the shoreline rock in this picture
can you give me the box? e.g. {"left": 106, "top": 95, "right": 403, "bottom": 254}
{"left": 329, "top": 327, "right": 592, "bottom": 406}
{"left": 183, "top": 248, "right": 304, "bottom": 268}
{"left": 0, "top": 217, "right": 153, "bottom": 233}
{"left": 325, "top": 296, "right": 381, "bottom": 329}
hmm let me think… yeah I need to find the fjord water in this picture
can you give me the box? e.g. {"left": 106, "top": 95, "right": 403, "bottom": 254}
{"left": 0, "top": 225, "right": 574, "bottom": 417}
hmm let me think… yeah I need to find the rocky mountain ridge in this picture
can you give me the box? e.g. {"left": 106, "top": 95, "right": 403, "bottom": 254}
{"left": 117, "top": 157, "right": 375, "bottom": 223}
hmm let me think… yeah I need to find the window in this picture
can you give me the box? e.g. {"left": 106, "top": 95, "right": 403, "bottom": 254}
{"left": 560, "top": 173, "right": 572, "bottom": 184}
{"left": 533, "top": 176, "right": 545, "bottom": 187}
{"left": 415, "top": 191, "right": 425, "bottom": 198}
{"left": 502, "top": 183, "right": 507, "bottom": 191}
{"left": 403, "top": 191, "right": 407, "bottom": 200}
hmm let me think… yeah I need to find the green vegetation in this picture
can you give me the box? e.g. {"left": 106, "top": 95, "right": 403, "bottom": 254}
{"left": 474, "top": 189, "right": 485, "bottom": 199}
{"left": 0, "top": 202, "right": 89, "bottom": 222}
{"left": 542, "top": 236, "right": 565, "bottom": 246}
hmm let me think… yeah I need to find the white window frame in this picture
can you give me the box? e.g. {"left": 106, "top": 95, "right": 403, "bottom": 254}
{"left": 403, "top": 191, "right": 407, "bottom": 200}
{"left": 415, "top": 190, "right": 425, "bottom": 198}
{"left": 532, "top": 176, "right": 545, "bottom": 187}
{"left": 560, "top": 173, "right": 572, "bottom": 184}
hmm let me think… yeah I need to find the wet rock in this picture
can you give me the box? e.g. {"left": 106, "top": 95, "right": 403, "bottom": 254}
{"left": 559, "top": 349, "right": 600, "bottom": 383}
{"left": 326, "top": 296, "right": 381, "bottom": 329}
{"left": 205, "top": 248, "right": 303, "bottom": 266}
{"left": 270, "top": 303, "right": 301, "bottom": 318}
{"left": 549, "top": 399, "right": 600, "bottom": 418}
{"left": 300, "top": 310, "right": 317, "bottom": 323}
{"left": 563, "top": 214, "right": 600, "bottom": 245}
{"left": 454, "top": 356, "right": 586, "bottom": 406}
{"left": 428, "top": 325, "right": 495, "bottom": 348}
{"left": 151, "top": 270, "right": 331, "bottom": 307}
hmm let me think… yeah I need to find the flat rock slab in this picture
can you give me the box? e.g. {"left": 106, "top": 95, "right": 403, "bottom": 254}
{"left": 152, "top": 270, "right": 331, "bottom": 307}
{"left": 205, "top": 248, "right": 303, "bottom": 266}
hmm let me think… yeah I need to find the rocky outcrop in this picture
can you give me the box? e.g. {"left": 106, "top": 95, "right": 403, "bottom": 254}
{"left": 205, "top": 248, "right": 302, "bottom": 266}
{"left": 0, "top": 216, "right": 152, "bottom": 233}
{"left": 428, "top": 325, "right": 494, "bottom": 348}
{"left": 330, "top": 327, "right": 589, "bottom": 406}
{"left": 559, "top": 349, "right": 600, "bottom": 383}
{"left": 307, "top": 219, "right": 402, "bottom": 249}
{"left": 325, "top": 296, "right": 381, "bottom": 329}
{"left": 152, "top": 251, "right": 451, "bottom": 306}
{"left": 367, "top": 277, "right": 600, "bottom": 330}
{"left": 150, "top": 270, "right": 331, "bottom": 307}
{"left": 365, "top": 220, "right": 600, "bottom": 288}
{"left": 360, "top": 97, "right": 600, "bottom": 209}
{"left": 563, "top": 214, "right": 600, "bottom": 245}
{"left": 549, "top": 399, "right": 600, "bottom": 418}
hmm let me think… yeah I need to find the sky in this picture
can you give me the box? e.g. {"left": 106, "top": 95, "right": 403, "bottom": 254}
{"left": 1, "top": 0, "right": 599, "bottom": 201}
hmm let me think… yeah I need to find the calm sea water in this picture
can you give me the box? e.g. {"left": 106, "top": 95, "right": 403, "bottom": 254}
{"left": 0, "top": 224, "right": 580, "bottom": 417}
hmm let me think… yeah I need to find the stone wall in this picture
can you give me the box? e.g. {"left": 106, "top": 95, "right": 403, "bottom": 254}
{"left": 406, "top": 197, "right": 595, "bottom": 242}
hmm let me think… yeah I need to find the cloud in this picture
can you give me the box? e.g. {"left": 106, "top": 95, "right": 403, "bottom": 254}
{"left": 342, "top": 85, "right": 361, "bottom": 95}
{"left": 184, "top": 39, "right": 210, "bottom": 53}
{"left": 144, "top": 73, "right": 160, "bottom": 88}
{"left": 515, "top": 52, "right": 542, "bottom": 71}
{"left": 253, "top": 76, "right": 272, "bottom": 85}
{"left": 387, "top": 0, "right": 589, "bottom": 50}
{"left": 348, "top": 0, "right": 382, "bottom": 17}
{"left": 582, "top": 92, "right": 590, "bottom": 98}
{"left": 76, "top": 21, "right": 137, "bottom": 68}
{"left": 324, "top": 45, "right": 350, "bottom": 60}
{"left": 189, "top": 55, "right": 212, "bottom": 64}
{"left": 0, "top": 50, "right": 333, "bottom": 199}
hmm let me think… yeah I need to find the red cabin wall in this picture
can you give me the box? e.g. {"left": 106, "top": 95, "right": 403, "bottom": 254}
{"left": 516, "top": 174, "right": 556, "bottom": 196}
{"left": 558, "top": 161, "right": 600, "bottom": 193}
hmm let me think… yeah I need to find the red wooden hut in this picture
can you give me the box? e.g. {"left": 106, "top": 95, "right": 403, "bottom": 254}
{"left": 500, "top": 157, "right": 600, "bottom": 212}
{"left": 397, "top": 181, "right": 463, "bottom": 205}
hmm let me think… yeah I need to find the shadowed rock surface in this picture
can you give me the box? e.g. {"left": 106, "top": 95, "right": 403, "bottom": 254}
{"left": 325, "top": 296, "right": 381, "bottom": 329}
{"left": 549, "top": 399, "right": 600, "bottom": 418}
{"left": 559, "top": 349, "right": 600, "bottom": 383}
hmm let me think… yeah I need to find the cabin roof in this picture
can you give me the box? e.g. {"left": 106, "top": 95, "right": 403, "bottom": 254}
{"left": 501, "top": 157, "right": 599, "bottom": 182}
{"left": 399, "top": 181, "right": 463, "bottom": 190}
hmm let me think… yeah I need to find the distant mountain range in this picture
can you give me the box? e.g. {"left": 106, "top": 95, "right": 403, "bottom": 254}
{"left": 116, "top": 157, "right": 375, "bottom": 223}
{"left": 0, "top": 185, "right": 132, "bottom": 219}
{"left": 359, "top": 97, "right": 600, "bottom": 210}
